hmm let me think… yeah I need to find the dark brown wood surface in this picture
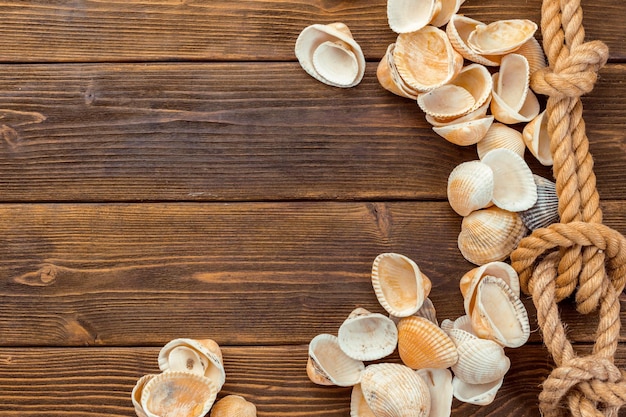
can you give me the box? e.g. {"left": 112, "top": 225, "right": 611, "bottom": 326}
{"left": 0, "top": 0, "right": 624, "bottom": 416}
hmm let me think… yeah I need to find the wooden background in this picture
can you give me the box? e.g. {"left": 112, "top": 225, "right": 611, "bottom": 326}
{"left": 0, "top": 0, "right": 624, "bottom": 415}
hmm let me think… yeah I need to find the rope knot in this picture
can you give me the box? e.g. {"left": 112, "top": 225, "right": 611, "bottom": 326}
{"left": 530, "top": 40, "right": 609, "bottom": 99}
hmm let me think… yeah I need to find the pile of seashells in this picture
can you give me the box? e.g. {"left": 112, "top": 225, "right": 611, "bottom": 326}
{"left": 306, "top": 252, "right": 530, "bottom": 415}
{"left": 132, "top": 338, "right": 256, "bottom": 417}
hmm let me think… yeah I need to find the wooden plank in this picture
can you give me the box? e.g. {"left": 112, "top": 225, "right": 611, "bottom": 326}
{"left": 1, "top": 201, "right": 625, "bottom": 346}
{"left": 0, "top": 0, "right": 623, "bottom": 63}
{"left": 0, "top": 63, "right": 623, "bottom": 202}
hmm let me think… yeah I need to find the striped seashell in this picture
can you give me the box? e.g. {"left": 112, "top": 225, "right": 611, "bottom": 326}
{"left": 477, "top": 123, "right": 525, "bottom": 160}
{"left": 418, "top": 84, "right": 476, "bottom": 121}
{"left": 338, "top": 308, "right": 398, "bottom": 361}
{"left": 426, "top": 98, "right": 491, "bottom": 127}
{"left": 481, "top": 148, "right": 537, "bottom": 212}
{"left": 451, "top": 337, "right": 510, "bottom": 384}
{"left": 520, "top": 175, "right": 559, "bottom": 231}
{"left": 515, "top": 37, "right": 547, "bottom": 75}
{"left": 397, "top": 316, "right": 458, "bottom": 370}
{"left": 307, "top": 333, "right": 364, "bottom": 387}
{"left": 140, "top": 371, "right": 218, "bottom": 417}
{"left": 132, "top": 374, "right": 157, "bottom": 417}
{"left": 447, "top": 160, "right": 494, "bottom": 216}
{"left": 523, "top": 110, "right": 553, "bottom": 166}
{"left": 377, "top": 43, "right": 421, "bottom": 100}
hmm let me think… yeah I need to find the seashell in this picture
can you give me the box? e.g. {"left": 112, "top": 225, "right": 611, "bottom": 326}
{"left": 210, "top": 395, "right": 257, "bottom": 417}
{"left": 467, "top": 19, "right": 538, "bottom": 56}
{"left": 445, "top": 14, "right": 501, "bottom": 66}
{"left": 430, "top": 0, "right": 463, "bottom": 27}
{"left": 371, "top": 252, "right": 432, "bottom": 317}
{"left": 451, "top": 337, "right": 510, "bottom": 384}
{"left": 387, "top": 0, "right": 440, "bottom": 33}
{"left": 433, "top": 116, "right": 494, "bottom": 146}
{"left": 417, "top": 84, "right": 476, "bottom": 120}
{"left": 446, "top": 326, "right": 478, "bottom": 348}
{"left": 446, "top": 160, "right": 494, "bottom": 216}
{"left": 481, "top": 148, "right": 537, "bottom": 212}
{"left": 460, "top": 261, "right": 521, "bottom": 317}
{"left": 415, "top": 297, "right": 438, "bottom": 324}
{"left": 477, "top": 123, "right": 525, "bottom": 160}
{"left": 295, "top": 23, "right": 365, "bottom": 88}
{"left": 306, "top": 333, "right": 365, "bottom": 387}
{"left": 338, "top": 307, "right": 398, "bottom": 361}
{"left": 415, "top": 368, "right": 453, "bottom": 417}
{"left": 377, "top": 43, "right": 421, "bottom": 99}
{"left": 493, "top": 54, "right": 530, "bottom": 113}
{"left": 470, "top": 275, "right": 530, "bottom": 347}
{"left": 515, "top": 37, "right": 547, "bottom": 75}
{"left": 449, "top": 64, "right": 493, "bottom": 113}
{"left": 397, "top": 316, "right": 458, "bottom": 370}
{"left": 350, "top": 384, "right": 377, "bottom": 417}
{"left": 426, "top": 98, "right": 491, "bottom": 128}
{"left": 140, "top": 371, "right": 218, "bottom": 417}
{"left": 132, "top": 374, "right": 157, "bottom": 417}
{"left": 394, "top": 26, "right": 464, "bottom": 92}
{"left": 452, "top": 376, "right": 503, "bottom": 405}
{"left": 158, "top": 338, "right": 226, "bottom": 391}
{"left": 523, "top": 110, "right": 553, "bottom": 166}
{"left": 458, "top": 206, "right": 528, "bottom": 265}
{"left": 491, "top": 72, "right": 540, "bottom": 124}
{"left": 520, "top": 175, "right": 559, "bottom": 231}
{"left": 360, "top": 363, "right": 431, "bottom": 417}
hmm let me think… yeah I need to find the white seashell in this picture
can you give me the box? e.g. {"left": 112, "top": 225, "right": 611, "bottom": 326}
{"left": 446, "top": 326, "right": 478, "bottom": 348}
{"left": 158, "top": 338, "right": 226, "bottom": 391}
{"left": 426, "top": 98, "right": 491, "bottom": 128}
{"left": 417, "top": 84, "right": 476, "bottom": 120}
{"left": 307, "top": 333, "right": 365, "bottom": 387}
{"left": 446, "top": 14, "right": 501, "bottom": 66}
{"left": 397, "top": 316, "right": 459, "bottom": 370}
{"left": 132, "top": 374, "right": 157, "bottom": 417}
{"left": 523, "top": 110, "right": 553, "bottom": 166}
{"left": 140, "top": 371, "right": 218, "bottom": 417}
{"left": 491, "top": 73, "right": 540, "bottom": 124}
{"left": 477, "top": 123, "right": 525, "bottom": 160}
{"left": 338, "top": 307, "right": 398, "bottom": 361}
{"left": 460, "top": 261, "right": 521, "bottom": 316}
{"left": 451, "top": 337, "right": 510, "bottom": 384}
{"left": 350, "top": 384, "right": 377, "bottom": 417}
{"left": 467, "top": 19, "right": 538, "bottom": 55}
{"left": 441, "top": 315, "right": 474, "bottom": 336}
{"left": 520, "top": 175, "right": 559, "bottom": 231}
{"left": 371, "top": 252, "right": 432, "bottom": 317}
{"left": 494, "top": 54, "right": 530, "bottom": 113}
{"left": 387, "top": 0, "right": 440, "bottom": 33}
{"left": 433, "top": 116, "right": 494, "bottom": 146}
{"left": 458, "top": 206, "right": 528, "bottom": 265}
{"left": 449, "top": 64, "right": 493, "bottom": 113}
{"left": 447, "top": 160, "right": 494, "bottom": 216}
{"left": 295, "top": 23, "right": 365, "bottom": 88}
{"left": 210, "top": 395, "right": 257, "bottom": 417}
{"left": 415, "top": 368, "right": 453, "bottom": 417}
{"left": 515, "top": 37, "right": 547, "bottom": 75}
{"left": 481, "top": 148, "right": 537, "bottom": 212}
{"left": 452, "top": 376, "right": 503, "bottom": 405}
{"left": 377, "top": 43, "right": 421, "bottom": 99}
{"left": 360, "top": 363, "right": 431, "bottom": 417}
{"left": 430, "top": 0, "right": 463, "bottom": 27}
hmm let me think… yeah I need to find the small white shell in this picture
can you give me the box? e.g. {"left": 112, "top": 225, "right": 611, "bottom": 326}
{"left": 415, "top": 368, "right": 453, "bottom": 417}
{"left": 460, "top": 261, "right": 521, "bottom": 314}
{"left": 467, "top": 19, "right": 538, "bottom": 55}
{"left": 452, "top": 376, "right": 504, "bottom": 405}
{"left": 477, "top": 123, "right": 525, "bottom": 160}
{"left": 158, "top": 338, "right": 226, "bottom": 391}
{"left": 387, "top": 0, "right": 440, "bottom": 33}
{"left": 491, "top": 73, "right": 540, "bottom": 124}
{"left": 520, "top": 175, "right": 559, "bottom": 231}
{"left": 307, "top": 333, "right": 365, "bottom": 387}
{"left": 523, "top": 110, "right": 553, "bottom": 166}
{"left": 350, "top": 384, "right": 377, "bottom": 417}
{"left": 132, "top": 374, "right": 157, "bottom": 417}
{"left": 446, "top": 14, "right": 501, "bottom": 66}
{"left": 140, "top": 371, "right": 218, "bottom": 417}
{"left": 481, "top": 148, "right": 537, "bottom": 212}
{"left": 433, "top": 116, "right": 494, "bottom": 146}
{"left": 338, "top": 307, "right": 398, "bottom": 361}
{"left": 494, "top": 54, "right": 530, "bottom": 113}
{"left": 447, "top": 160, "right": 494, "bottom": 216}
{"left": 451, "top": 337, "right": 510, "bottom": 384}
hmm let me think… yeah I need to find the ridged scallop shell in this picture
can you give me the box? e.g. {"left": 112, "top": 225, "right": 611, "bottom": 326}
{"left": 426, "top": 98, "right": 490, "bottom": 127}
{"left": 470, "top": 275, "right": 530, "bottom": 347}
{"left": 467, "top": 19, "right": 538, "bottom": 55}
{"left": 433, "top": 116, "right": 494, "bottom": 146}
{"left": 397, "top": 316, "right": 458, "bottom": 370}
{"left": 307, "top": 333, "right": 365, "bottom": 387}
{"left": 520, "top": 175, "right": 559, "bottom": 231}
{"left": 140, "top": 371, "right": 218, "bottom": 417}
{"left": 371, "top": 253, "right": 432, "bottom": 317}
{"left": 477, "top": 123, "right": 525, "bottom": 160}
{"left": 415, "top": 368, "right": 453, "bottom": 417}
{"left": 394, "top": 26, "right": 464, "bottom": 92}
{"left": 350, "top": 384, "right": 377, "bottom": 417}
{"left": 491, "top": 73, "right": 540, "bottom": 124}
{"left": 387, "top": 0, "right": 440, "bottom": 33}
{"left": 460, "top": 261, "right": 521, "bottom": 316}
{"left": 445, "top": 14, "right": 501, "bottom": 66}
{"left": 132, "top": 374, "right": 157, "bottom": 417}
{"left": 360, "top": 363, "right": 431, "bottom": 417}
{"left": 295, "top": 23, "right": 365, "bottom": 88}
{"left": 158, "top": 338, "right": 226, "bottom": 391}
{"left": 417, "top": 84, "right": 476, "bottom": 120}
{"left": 481, "top": 148, "right": 537, "bottom": 212}
{"left": 523, "top": 110, "right": 553, "bottom": 166}
{"left": 338, "top": 307, "right": 398, "bottom": 361}
{"left": 452, "top": 376, "right": 503, "bottom": 405}
{"left": 377, "top": 43, "right": 421, "bottom": 99}
{"left": 515, "top": 37, "right": 547, "bottom": 75}
{"left": 451, "top": 337, "right": 510, "bottom": 384}
{"left": 210, "top": 395, "right": 257, "bottom": 417}
{"left": 447, "top": 160, "right": 494, "bottom": 216}
{"left": 458, "top": 206, "right": 528, "bottom": 265}
{"left": 430, "top": 0, "right": 463, "bottom": 27}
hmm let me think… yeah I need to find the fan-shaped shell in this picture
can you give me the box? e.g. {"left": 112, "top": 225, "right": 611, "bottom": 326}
{"left": 360, "top": 363, "right": 431, "bottom": 417}
{"left": 415, "top": 368, "right": 453, "bottom": 417}
{"left": 447, "top": 160, "right": 494, "bottom": 216}
{"left": 132, "top": 374, "right": 157, "bottom": 417}
{"left": 158, "top": 338, "right": 226, "bottom": 391}
{"left": 467, "top": 19, "right": 538, "bottom": 55}
{"left": 477, "top": 123, "right": 525, "bottom": 159}
{"left": 377, "top": 43, "right": 421, "bottom": 99}
{"left": 397, "top": 316, "right": 458, "bottom": 370}
{"left": 449, "top": 64, "right": 493, "bottom": 113}
{"left": 307, "top": 333, "right": 365, "bottom": 386}
{"left": 338, "top": 308, "right": 398, "bottom": 361}
{"left": 523, "top": 110, "right": 553, "bottom": 166}
{"left": 371, "top": 252, "right": 432, "bottom": 317}
{"left": 445, "top": 14, "right": 501, "bottom": 66}
{"left": 350, "top": 384, "right": 377, "bottom": 417}
{"left": 451, "top": 337, "right": 510, "bottom": 384}
{"left": 458, "top": 206, "right": 528, "bottom": 265}
{"left": 295, "top": 23, "right": 365, "bottom": 88}
{"left": 140, "top": 371, "right": 218, "bottom": 417}
{"left": 481, "top": 148, "right": 537, "bottom": 212}
{"left": 452, "top": 376, "right": 503, "bottom": 405}
{"left": 387, "top": 0, "right": 440, "bottom": 33}
{"left": 210, "top": 395, "right": 257, "bottom": 417}
{"left": 433, "top": 116, "right": 494, "bottom": 146}
{"left": 520, "top": 175, "right": 559, "bottom": 231}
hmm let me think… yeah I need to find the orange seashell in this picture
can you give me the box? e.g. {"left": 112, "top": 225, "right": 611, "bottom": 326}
{"left": 397, "top": 316, "right": 458, "bottom": 369}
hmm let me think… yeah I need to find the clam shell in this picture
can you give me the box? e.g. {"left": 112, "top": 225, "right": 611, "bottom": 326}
{"left": 338, "top": 307, "right": 398, "bottom": 361}
{"left": 397, "top": 316, "right": 458, "bottom": 370}
{"left": 520, "top": 175, "right": 559, "bottom": 231}
{"left": 158, "top": 338, "right": 226, "bottom": 391}
{"left": 448, "top": 63, "right": 493, "bottom": 113}
{"left": 460, "top": 261, "right": 521, "bottom": 317}
{"left": 451, "top": 337, "right": 510, "bottom": 384}
{"left": 477, "top": 123, "right": 525, "bottom": 160}
{"left": 140, "top": 371, "right": 218, "bottom": 417}
{"left": 458, "top": 206, "right": 528, "bottom": 265}
{"left": 377, "top": 43, "right": 421, "bottom": 99}
{"left": 350, "top": 384, "right": 377, "bottom": 417}
{"left": 523, "top": 110, "right": 553, "bottom": 166}
{"left": 426, "top": 98, "right": 491, "bottom": 128}
{"left": 417, "top": 84, "right": 476, "bottom": 120}
{"left": 430, "top": 0, "right": 463, "bottom": 27}
{"left": 132, "top": 374, "right": 157, "bottom": 417}
{"left": 415, "top": 368, "right": 453, "bottom": 417}
{"left": 360, "top": 363, "right": 431, "bottom": 417}
{"left": 387, "top": 0, "right": 440, "bottom": 33}
{"left": 371, "top": 253, "right": 432, "bottom": 317}
{"left": 433, "top": 116, "right": 494, "bottom": 146}
{"left": 307, "top": 333, "right": 365, "bottom": 387}
{"left": 447, "top": 160, "right": 494, "bottom": 216}
{"left": 467, "top": 19, "right": 538, "bottom": 55}
{"left": 210, "top": 395, "right": 257, "bottom": 417}
{"left": 452, "top": 376, "right": 503, "bottom": 405}
{"left": 445, "top": 14, "right": 501, "bottom": 66}
{"left": 515, "top": 37, "right": 547, "bottom": 75}
{"left": 491, "top": 73, "right": 540, "bottom": 124}
{"left": 394, "top": 26, "right": 464, "bottom": 92}
{"left": 481, "top": 148, "right": 537, "bottom": 212}
{"left": 494, "top": 54, "right": 530, "bottom": 113}
{"left": 446, "top": 326, "right": 478, "bottom": 348}
{"left": 295, "top": 23, "right": 365, "bottom": 88}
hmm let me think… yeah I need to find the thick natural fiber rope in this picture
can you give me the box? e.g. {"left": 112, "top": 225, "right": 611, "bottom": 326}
{"left": 509, "top": 0, "right": 626, "bottom": 415}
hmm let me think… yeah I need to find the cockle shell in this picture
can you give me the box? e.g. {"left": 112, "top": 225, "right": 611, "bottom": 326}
{"left": 417, "top": 84, "right": 476, "bottom": 120}
{"left": 426, "top": 98, "right": 490, "bottom": 127}
{"left": 350, "top": 384, "right": 377, "bottom": 417}
{"left": 132, "top": 374, "right": 157, "bottom": 417}
{"left": 306, "top": 333, "right": 365, "bottom": 387}
{"left": 158, "top": 338, "right": 226, "bottom": 391}
{"left": 448, "top": 63, "right": 493, "bottom": 113}
{"left": 460, "top": 261, "right": 521, "bottom": 317}
{"left": 140, "top": 371, "right": 218, "bottom": 417}
{"left": 432, "top": 116, "right": 494, "bottom": 146}
{"left": 338, "top": 307, "right": 398, "bottom": 361}
{"left": 295, "top": 23, "right": 365, "bottom": 88}
{"left": 394, "top": 26, "right": 464, "bottom": 92}
{"left": 371, "top": 252, "right": 432, "bottom": 317}
{"left": 360, "top": 363, "right": 431, "bottom": 417}
{"left": 451, "top": 337, "right": 510, "bottom": 384}
{"left": 415, "top": 368, "right": 453, "bottom": 417}
{"left": 491, "top": 73, "right": 540, "bottom": 124}
{"left": 210, "top": 395, "right": 257, "bottom": 417}
{"left": 467, "top": 19, "right": 538, "bottom": 55}
{"left": 445, "top": 14, "right": 501, "bottom": 66}
{"left": 520, "top": 175, "right": 559, "bottom": 231}
{"left": 377, "top": 43, "right": 421, "bottom": 99}
{"left": 430, "top": 0, "right": 464, "bottom": 27}
{"left": 458, "top": 206, "right": 528, "bottom": 265}
{"left": 493, "top": 54, "right": 530, "bottom": 113}
{"left": 397, "top": 316, "right": 458, "bottom": 370}
{"left": 523, "top": 110, "right": 553, "bottom": 166}
{"left": 452, "top": 376, "right": 503, "bottom": 406}
{"left": 447, "top": 160, "right": 494, "bottom": 216}
{"left": 477, "top": 123, "right": 526, "bottom": 160}
{"left": 515, "top": 37, "right": 547, "bottom": 75}
{"left": 481, "top": 148, "right": 537, "bottom": 212}
{"left": 387, "top": 0, "right": 440, "bottom": 33}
